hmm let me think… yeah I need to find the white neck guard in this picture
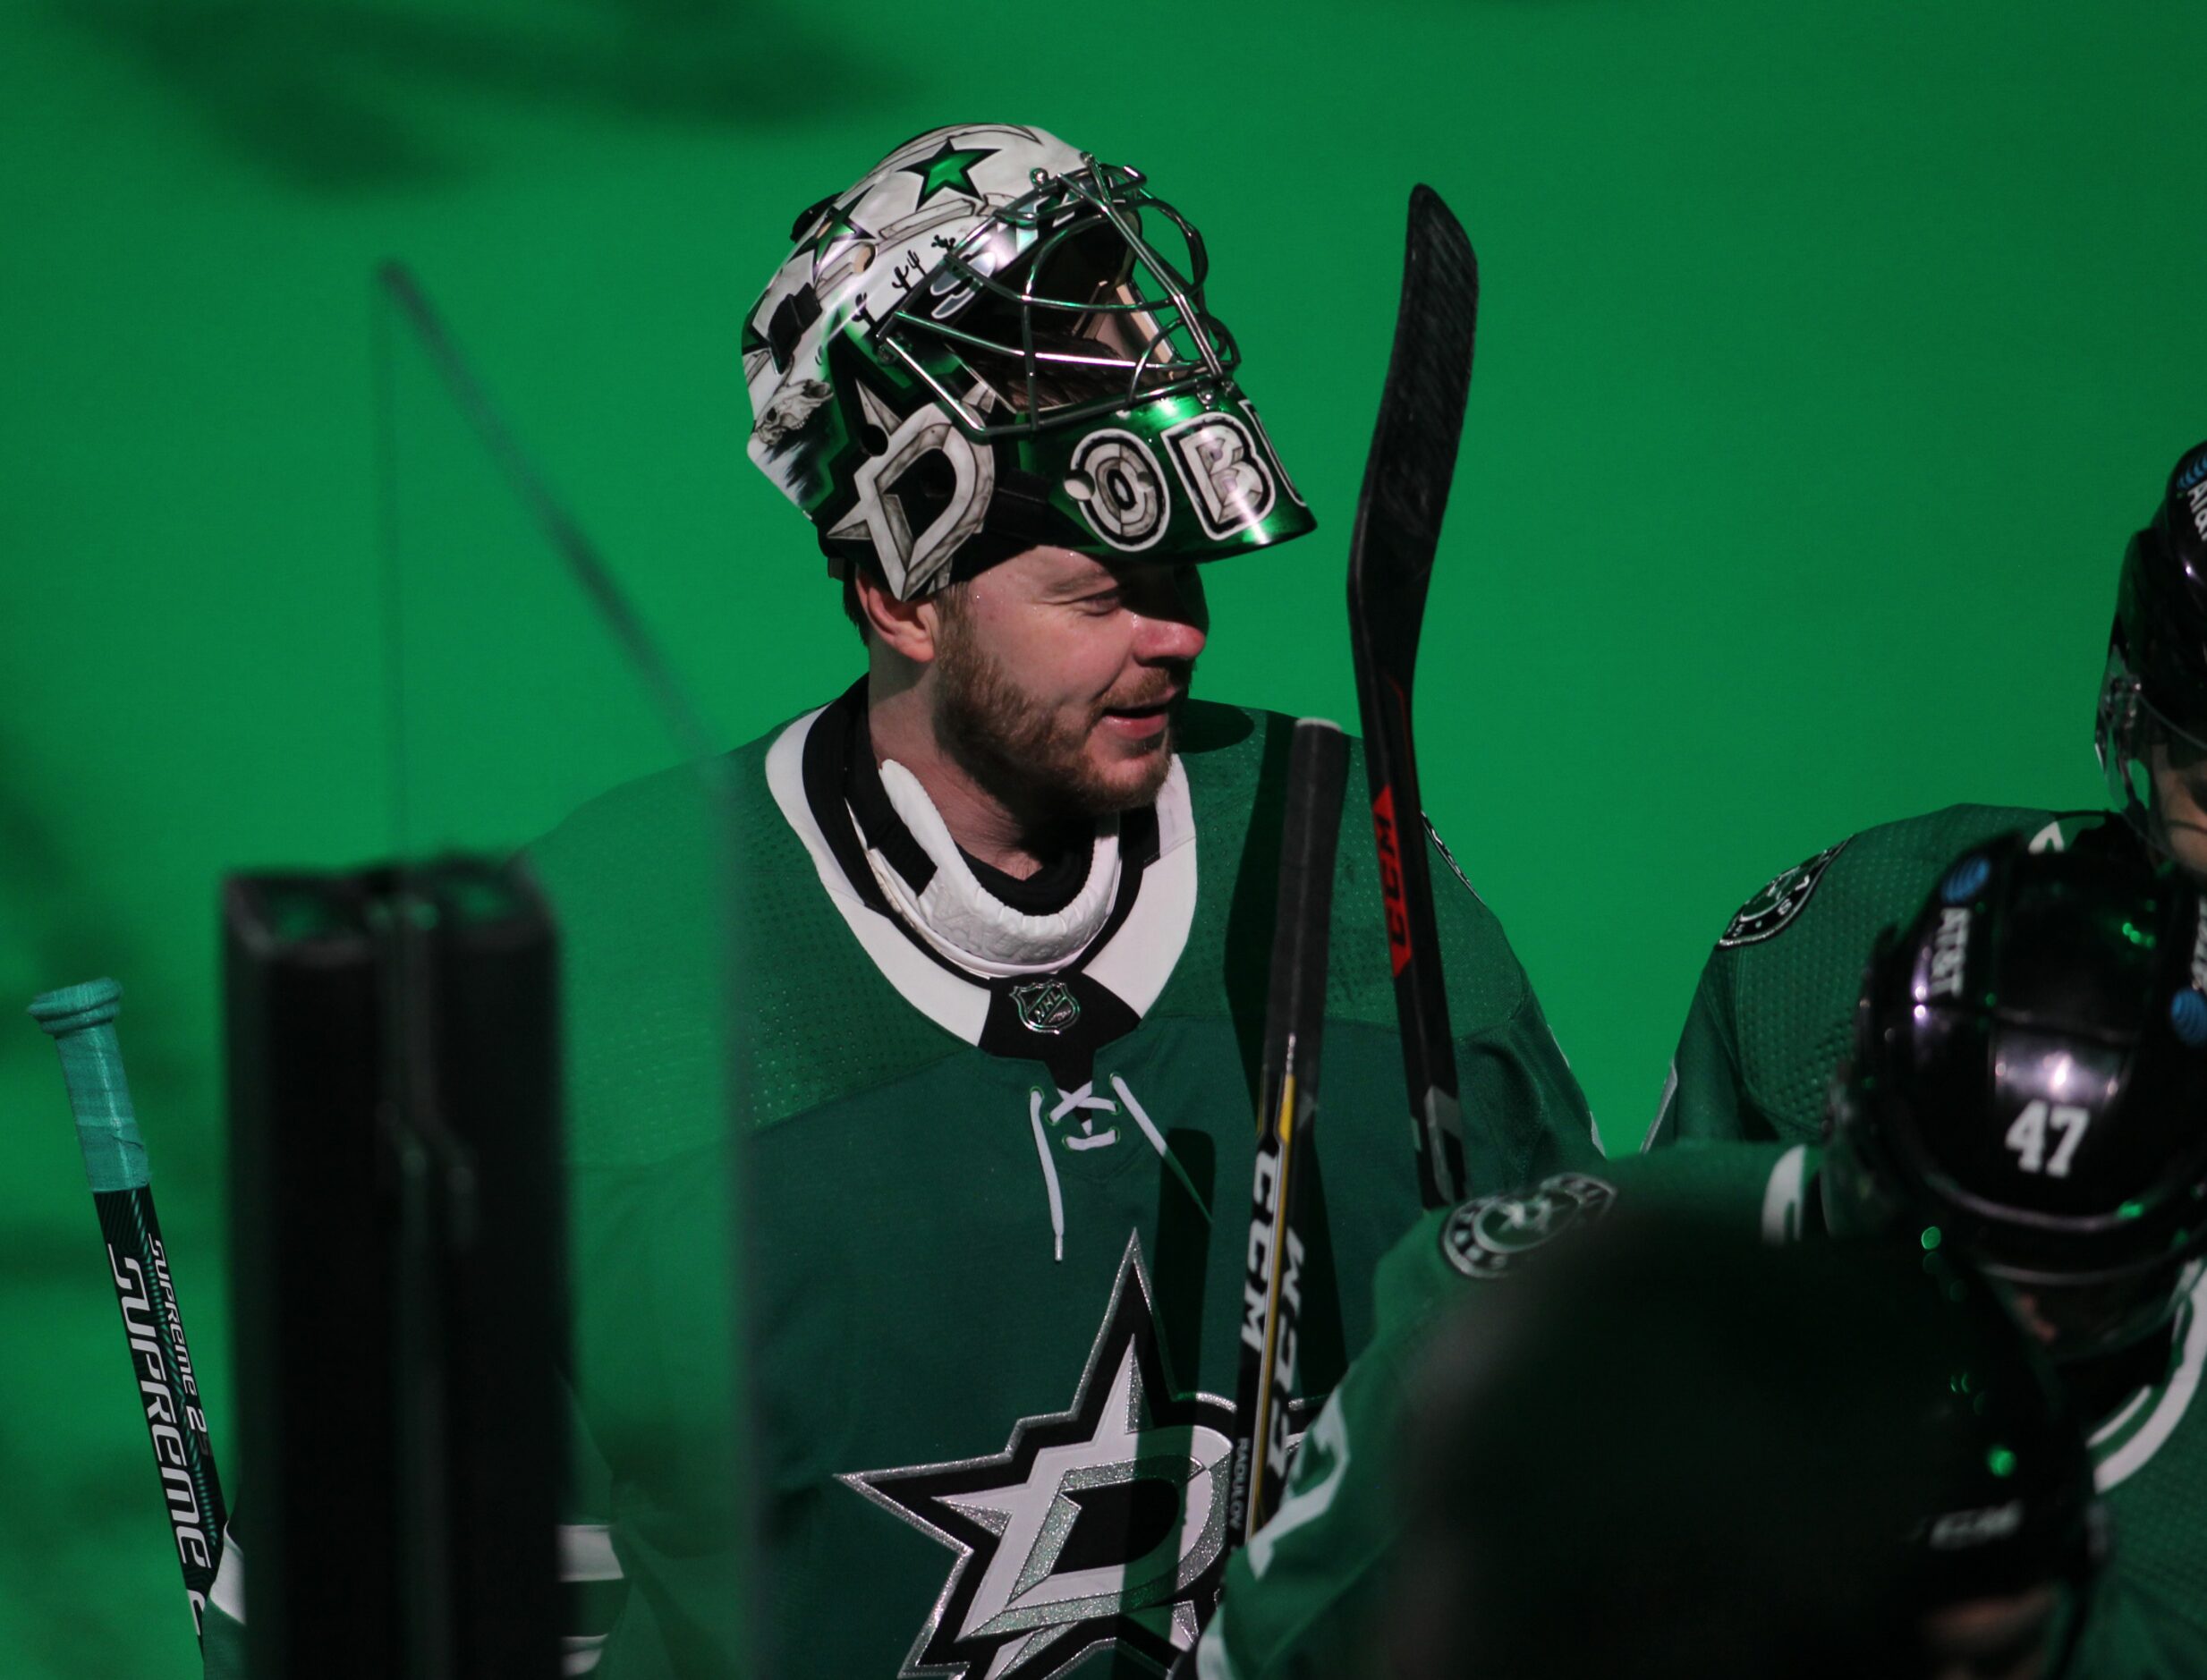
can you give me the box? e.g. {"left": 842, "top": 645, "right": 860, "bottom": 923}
{"left": 859, "top": 758, "right": 1123, "bottom": 979}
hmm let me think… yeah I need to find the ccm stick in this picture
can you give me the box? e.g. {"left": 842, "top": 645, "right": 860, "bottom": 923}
{"left": 1227, "top": 717, "right": 1351, "bottom": 1548}
{"left": 30, "top": 978, "right": 227, "bottom": 1640}
{"left": 1347, "top": 187, "right": 1481, "bottom": 1211}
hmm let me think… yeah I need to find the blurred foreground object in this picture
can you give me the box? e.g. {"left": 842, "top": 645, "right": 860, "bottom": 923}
{"left": 1191, "top": 1145, "right": 2103, "bottom": 1680}
{"left": 168, "top": 263, "right": 766, "bottom": 1676}
{"left": 1393, "top": 1218, "right": 2101, "bottom": 1680}
{"left": 353, "top": 259, "right": 752, "bottom": 1673}
{"left": 222, "top": 857, "right": 564, "bottom": 1678}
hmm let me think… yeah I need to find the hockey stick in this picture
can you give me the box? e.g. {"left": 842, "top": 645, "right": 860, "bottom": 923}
{"left": 30, "top": 978, "right": 227, "bottom": 1641}
{"left": 1346, "top": 186, "right": 1480, "bottom": 1211}
{"left": 1227, "top": 718, "right": 1351, "bottom": 1548}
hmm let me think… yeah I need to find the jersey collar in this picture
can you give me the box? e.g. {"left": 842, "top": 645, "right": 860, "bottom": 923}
{"left": 765, "top": 684, "right": 1198, "bottom": 1076}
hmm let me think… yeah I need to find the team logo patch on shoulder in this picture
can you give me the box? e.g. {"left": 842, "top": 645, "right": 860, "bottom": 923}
{"left": 1718, "top": 839, "right": 1849, "bottom": 948}
{"left": 1440, "top": 1173, "right": 1617, "bottom": 1278}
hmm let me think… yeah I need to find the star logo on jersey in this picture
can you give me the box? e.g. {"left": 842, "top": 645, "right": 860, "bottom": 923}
{"left": 842, "top": 1237, "right": 1235, "bottom": 1679}
{"left": 902, "top": 140, "right": 997, "bottom": 208}
{"left": 1440, "top": 1172, "right": 1617, "bottom": 1279}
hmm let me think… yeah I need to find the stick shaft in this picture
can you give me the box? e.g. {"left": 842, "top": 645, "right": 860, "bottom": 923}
{"left": 1346, "top": 186, "right": 1480, "bottom": 1209}
{"left": 1227, "top": 720, "right": 1350, "bottom": 1547}
{"left": 30, "top": 979, "right": 228, "bottom": 1640}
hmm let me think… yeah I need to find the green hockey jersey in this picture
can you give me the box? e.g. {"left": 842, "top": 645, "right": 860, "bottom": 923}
{"left": 1195, "top": 1146, "right": 2207, "bottom": 1680}
{"left": 1644, "top": 806, "right": 2101, "bottom": 1150}
{"left": 529, "top": 689, "right": 1595, "bottom": 1678}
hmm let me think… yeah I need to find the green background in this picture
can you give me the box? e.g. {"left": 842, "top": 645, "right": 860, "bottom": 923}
{"left": 4, "top": 1, "right": 2203, "bottom": 1672}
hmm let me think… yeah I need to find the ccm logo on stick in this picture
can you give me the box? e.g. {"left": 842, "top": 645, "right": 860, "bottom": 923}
{"left": 1371, "top": 785, "right": 1412, "bottom": 976}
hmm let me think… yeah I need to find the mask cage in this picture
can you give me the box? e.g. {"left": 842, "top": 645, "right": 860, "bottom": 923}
{"left": 873, "top": 157, "right": 1242, "bottom": 440}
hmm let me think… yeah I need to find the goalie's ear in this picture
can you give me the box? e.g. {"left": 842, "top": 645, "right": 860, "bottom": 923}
{"left": 851, "top": 564, "right": 946, "bottom": 666}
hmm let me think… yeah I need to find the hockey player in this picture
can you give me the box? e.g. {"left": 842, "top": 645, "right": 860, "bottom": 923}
{"left": 523, "top": 124, "right": 1592, "bottom": 1678}
{"left": 1197, "top": 834, "right": 2207, "bottom": 1677}
{"left": 1645, "top": 435, "right": 2207, "bottom": 1149}
{"left": 1825, "top": 832, "right": 2207, "bottom": 1676}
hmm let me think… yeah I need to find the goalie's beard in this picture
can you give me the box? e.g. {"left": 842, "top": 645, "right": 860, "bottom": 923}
{"left": 931, "top": 604, "right": 1189, "bottom": 829}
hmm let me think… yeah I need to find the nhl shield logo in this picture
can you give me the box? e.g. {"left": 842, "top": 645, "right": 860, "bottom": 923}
{"left": 1440, "top": 1173, "right": 1618, "bottom": 1279}
{"left": 1010, "top": 980, "right": 1081, "bottom": 1035}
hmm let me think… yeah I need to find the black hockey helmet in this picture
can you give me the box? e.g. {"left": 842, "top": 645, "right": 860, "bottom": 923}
{"left": 1396, "top": 1216, "right": 2103, "bottom": 1680}
{"left": 2096, "top": 438, "right": 2207, "bottom": 838}
{"left": 1827, "top": 828, "right": 2207, "bottom": 1362}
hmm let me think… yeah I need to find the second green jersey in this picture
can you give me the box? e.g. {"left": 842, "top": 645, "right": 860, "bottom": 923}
{"left": 1646, "top": 805, "right": 2100, "bottom": 1150}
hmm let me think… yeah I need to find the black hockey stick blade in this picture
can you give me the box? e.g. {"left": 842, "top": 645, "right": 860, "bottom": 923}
{"left": 1346, "top": 185, "right": 1479, "bottom": 1210}
{"left": 1226, "top": 718, "right": 1351, "bottom": 1550}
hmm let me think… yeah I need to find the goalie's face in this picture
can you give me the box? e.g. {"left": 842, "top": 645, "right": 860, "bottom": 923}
{"left": 930, "top": 546, "right": 1207, "bottom": 819}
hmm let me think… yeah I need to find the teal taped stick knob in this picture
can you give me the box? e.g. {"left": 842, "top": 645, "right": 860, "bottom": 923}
{"left": 29, "top": 977, "right": 149, "bottom": 1194}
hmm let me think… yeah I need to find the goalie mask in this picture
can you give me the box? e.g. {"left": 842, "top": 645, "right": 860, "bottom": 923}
{"left": 1825, "top": 830, "right": 2207, "bottom": 1362}
{"left": 2096, "top": 437, "right": 2207, "bottom": 850}
{"left": 743, "top": 123, "right": 1314, "bottom": 600}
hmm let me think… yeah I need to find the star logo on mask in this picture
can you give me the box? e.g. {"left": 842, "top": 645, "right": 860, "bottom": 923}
{"left": 842, "top": 1237, "right": 1235, "bottom": 1679}
{"left": 802, "top": 200, "right": 871, "bottom": 272}
{"left": 902, "top": 140, "right": 997, "bottom": 207}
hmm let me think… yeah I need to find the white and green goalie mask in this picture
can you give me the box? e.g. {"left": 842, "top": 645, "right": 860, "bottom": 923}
{"left": 743, "top": 123, "right": 1315, "bottom": 600}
